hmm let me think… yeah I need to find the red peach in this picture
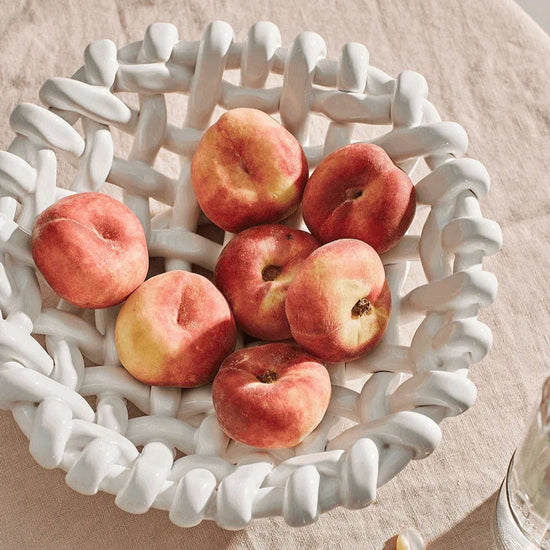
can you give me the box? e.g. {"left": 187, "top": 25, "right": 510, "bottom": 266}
{"left": 214, "top": 224, "right": 319, "bottom": 341}
{"left": 191, "top": 108, "right": 308, "bottom": 233}
{"left": 212, "top": 343, "right": 331, "bottom": 449}
{"left": 31, "top": 192, "right": 148, "bottom": 309}
{"left": 115, "top": 271, "right": 236, "bottom": 387}
{"left": 285, "top": 239, "right": 391, "bottom": 362}
{"left": 302, "top": 143, "right": 416, "bottom": 253}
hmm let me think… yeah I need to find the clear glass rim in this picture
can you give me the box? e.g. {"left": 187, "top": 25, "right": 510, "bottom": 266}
{"left": 506, "top": 452, "right": 548, "bottom": 549}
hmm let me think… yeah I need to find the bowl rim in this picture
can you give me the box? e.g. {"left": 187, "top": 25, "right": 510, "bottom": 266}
{"left": 0, "top": 19, "right": 501, "bottom": 530}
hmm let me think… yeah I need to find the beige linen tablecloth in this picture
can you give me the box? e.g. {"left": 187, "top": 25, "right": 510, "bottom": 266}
{"left": 1, "top": 0, "right": 549, "bottom": 548}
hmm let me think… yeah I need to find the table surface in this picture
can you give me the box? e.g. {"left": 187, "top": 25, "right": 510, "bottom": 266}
{"left": 1, "top": 0, "right": 549, "bottom": 548}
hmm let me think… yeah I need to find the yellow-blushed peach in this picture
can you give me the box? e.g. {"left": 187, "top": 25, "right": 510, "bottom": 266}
{"left": 115, "top": 271, "right": 236, "bottom": 388}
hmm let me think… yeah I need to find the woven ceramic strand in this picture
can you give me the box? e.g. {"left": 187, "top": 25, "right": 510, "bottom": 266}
{"left": 0, "top": 21, "right": 501, "bottom": 529}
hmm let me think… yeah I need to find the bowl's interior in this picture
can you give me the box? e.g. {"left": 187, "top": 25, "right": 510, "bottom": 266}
{"left": 41, "top": 82, "right": 430, "bottom": 464}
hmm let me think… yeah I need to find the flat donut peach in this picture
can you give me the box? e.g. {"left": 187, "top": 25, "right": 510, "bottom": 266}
{"left": 212, "top": 343, "right": 331, "bottom": 449}
{"left": 215, "top": 224, "right": 319, "bottom": 341}
{"left": 191, "top": 108, "right": 308, "bottom": 233}
{"left": 302, "top": 143, "right": 416, "bottom": 253}
{"left": 31, "top": 192, "right": 148, "bottom": 309}
{"left": 115, "top": 270, "right": 236, "bottom": 388}
{"left": 285, "top": 239, "right": 391, "bottom": 362}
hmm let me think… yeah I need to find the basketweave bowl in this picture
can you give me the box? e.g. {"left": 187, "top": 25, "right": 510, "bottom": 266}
{"left": 0, "top": 20, "right": 502, "bottom": 529}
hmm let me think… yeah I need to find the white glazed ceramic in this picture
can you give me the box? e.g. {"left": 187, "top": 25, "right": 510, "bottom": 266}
{"left": 0, "top": 21, "right": 502, "bottom": 529}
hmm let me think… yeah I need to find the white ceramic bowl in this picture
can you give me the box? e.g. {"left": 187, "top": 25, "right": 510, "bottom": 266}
{"left": 0, "top": 21, "right": 502, "bottom": 529}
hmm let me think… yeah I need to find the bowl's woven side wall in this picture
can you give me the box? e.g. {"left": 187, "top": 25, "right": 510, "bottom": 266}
{"left": 0, "top": 21, "right": 501, "bottom": 529}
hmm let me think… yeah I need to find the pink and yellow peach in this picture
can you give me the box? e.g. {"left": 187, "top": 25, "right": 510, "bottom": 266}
{"left": 115, "top": 270, "right": 236, "bottom": 388}
{"left": 285, "top": 239, "right": 391, "bottom": 362}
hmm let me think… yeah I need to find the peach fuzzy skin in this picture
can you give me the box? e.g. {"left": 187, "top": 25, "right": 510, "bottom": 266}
{"left": 212, "top": 343, "right": 331, "bottom": 449}
{"left": 191, "top": 108, "right": 308, "bottom": 233}
{"left": 215, "top": 224, "right": 319, "bottom": 341}
{"left": 115, "top": 271, "right": 236, "bottom": 388}
{"left": 285, "top": 239, "right": 391, "bottom": 363}
{"left": 302, "top": 143, "right": 416, "bottom": 254}
{"left": 31, "top": 192, "right": 148, "bottom": 309}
